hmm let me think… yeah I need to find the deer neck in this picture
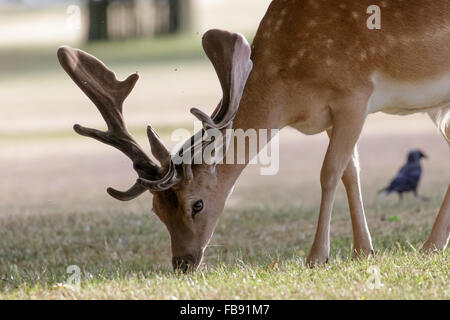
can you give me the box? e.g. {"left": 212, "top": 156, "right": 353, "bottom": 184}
{"left": 216, "top": 73, "right": 283, "bottom": 188}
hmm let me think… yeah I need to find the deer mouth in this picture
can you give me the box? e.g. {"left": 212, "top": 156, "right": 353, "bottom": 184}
{"left": 172, "top": 255, "right": 197, "bottom": 273}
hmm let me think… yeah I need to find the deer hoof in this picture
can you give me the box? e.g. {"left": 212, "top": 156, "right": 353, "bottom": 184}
{"left": 306, "top": 253, "right": 329, "bottom": 268}
{"left": 352, "top": 247, "right": 375, "bottom": 260}
{"left": 421, "top": 241, "right": 444, "bottom": 254}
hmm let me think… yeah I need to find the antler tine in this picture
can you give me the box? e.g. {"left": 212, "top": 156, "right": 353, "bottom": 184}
{"left": 107, "top": 183, "right": 146, "bottom": 202}
{"left": 147, "top": 126, "right": 172, "bottom": 169}
{"left": 58, "top": 46, "right": 175, "bottom": 198}
{"left": 191, "top": 103, "right": 226, "bottom": 130}
{"left": 58, "top": 46, "right": 160, "bottom": 176}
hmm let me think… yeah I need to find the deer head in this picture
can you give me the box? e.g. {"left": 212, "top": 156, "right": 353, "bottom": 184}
{"left": 58, "top": 29, "right": 253, "bottom": 272}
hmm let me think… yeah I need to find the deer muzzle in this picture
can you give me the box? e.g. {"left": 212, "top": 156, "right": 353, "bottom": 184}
{"left": 172, "top": 255, "right": 197, "bottom": 273}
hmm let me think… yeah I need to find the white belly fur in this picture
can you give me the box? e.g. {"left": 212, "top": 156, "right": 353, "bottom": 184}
{"left": 367, "top": 72, "right": 450, "bottom": 115}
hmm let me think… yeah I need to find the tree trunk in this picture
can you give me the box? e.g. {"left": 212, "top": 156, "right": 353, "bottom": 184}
{"left": 88, "top": 0, "right": 109, "bottom": 42}
{"left": 179, "top": 0, "right": 192, "bottom": 33}
{"left": 168, "top": 0, "right": 180, "bottom": 33}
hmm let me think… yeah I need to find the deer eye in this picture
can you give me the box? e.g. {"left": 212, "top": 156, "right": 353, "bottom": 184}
{"left": 192, "top": 200, "right": 204, "bottom": 217}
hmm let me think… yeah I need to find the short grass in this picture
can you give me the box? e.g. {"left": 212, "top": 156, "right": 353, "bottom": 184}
{"left": 0, "top": 198, "right": 448, "bottom": 300}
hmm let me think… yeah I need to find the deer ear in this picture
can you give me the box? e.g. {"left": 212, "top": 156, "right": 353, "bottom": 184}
{"left": 195, "top": 29, "right": 253, "bottom": 128}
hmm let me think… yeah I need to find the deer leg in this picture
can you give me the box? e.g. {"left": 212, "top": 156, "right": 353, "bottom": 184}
{"left": 307, "top": 102, "right": 367, "bottom": 266}
{"left": 331, "top": 136, "right": 374, "bottom": 258}
{"left": 422, "top": 185, "right": 450, "bottom": 252}
{"left": 422, "top": 108, "right": 450, "bottom": 252}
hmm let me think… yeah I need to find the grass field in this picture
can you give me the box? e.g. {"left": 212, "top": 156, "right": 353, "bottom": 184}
{"left": 0, "top": 36, "right": 449, "bottom": 300}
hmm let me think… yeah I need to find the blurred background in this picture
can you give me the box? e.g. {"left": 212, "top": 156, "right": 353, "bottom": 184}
{"left": 1, "top": 0, "right": 271, "bottom": 133}
{"left": 0, "top": 0, "right": 448, "bottom": 284}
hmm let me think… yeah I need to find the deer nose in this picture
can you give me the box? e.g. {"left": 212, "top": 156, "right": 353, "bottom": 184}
{"left": 172, "top": 256, "right": 194, "bottom": 273}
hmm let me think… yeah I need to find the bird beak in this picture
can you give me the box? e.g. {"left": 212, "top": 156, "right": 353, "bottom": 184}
{"left": 421, "top": 153, "right": 428, "bottom": 159}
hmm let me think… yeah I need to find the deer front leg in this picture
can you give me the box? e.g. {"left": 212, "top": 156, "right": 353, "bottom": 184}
{"left": 328, "top": 131, "right": 374, "bottom": 258}
{"left": 422, "top": 110, "right": 450, "bottom": 252}
{"left": 422, "top": 184, "right": 450, "bottom": 252}
{"left": 343, "top": 154, "right": 374, "bottom": 258}
{"left": 307, "top": 103, "right": 367, "bottom": 266}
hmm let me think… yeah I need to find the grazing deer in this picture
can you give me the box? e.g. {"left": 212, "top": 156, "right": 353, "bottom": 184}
{"left": 58, "top": 0, "right": 449, "bottom": 271}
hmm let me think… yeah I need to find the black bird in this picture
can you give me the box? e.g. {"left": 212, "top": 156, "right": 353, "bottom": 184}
{"left": 379, "top": 150, "right": 429, "bottom": 200}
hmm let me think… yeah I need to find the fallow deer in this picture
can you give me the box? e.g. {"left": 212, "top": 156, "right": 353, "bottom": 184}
{"left": 58, "top": 0, "right": 449, "bottom": 271}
